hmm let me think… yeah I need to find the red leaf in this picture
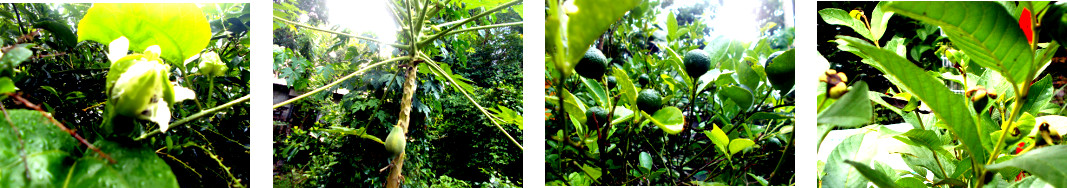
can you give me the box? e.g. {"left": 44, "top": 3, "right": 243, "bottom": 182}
{"left": 1020, "top": 8, "right": 1034, "bottom": 44}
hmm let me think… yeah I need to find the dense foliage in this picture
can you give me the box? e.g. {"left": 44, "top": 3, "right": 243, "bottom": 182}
{"left": 818, "top": 2, "right": 1067, "bottom": 187}
{"left": 0, "top": 3, "right": 250, "bottom": 188}
{"left": 546, "top": 0, "right": 795, "bottom": 186}
{"left": 272, "top": 0, "right": 523, "bottom": 187}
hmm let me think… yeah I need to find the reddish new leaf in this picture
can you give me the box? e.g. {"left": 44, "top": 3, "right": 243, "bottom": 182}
{"left": 1020, "top": 7, "right": 1034, "bottom": 45}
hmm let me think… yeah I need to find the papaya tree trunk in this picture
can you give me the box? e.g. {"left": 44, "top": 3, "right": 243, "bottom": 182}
{"left": 387, "top": 60, "right": 419, "bottom": 188}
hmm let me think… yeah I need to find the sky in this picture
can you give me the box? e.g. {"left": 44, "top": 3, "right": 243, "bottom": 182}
{"left": 658, "top": 0, "right": 767, "bottom": 43}
{"left": 325, "top": 0, "right": 398, "bottom": 57}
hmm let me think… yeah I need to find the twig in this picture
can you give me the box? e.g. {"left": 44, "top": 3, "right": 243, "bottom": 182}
{"left": 188, "top": 143, "right": 243, "bottom": 188}
{"left": 10, "top": 93, "right": 116, "bottom": 164}
{"left": 155, "top": 147, "right": 202, "bottom": 178}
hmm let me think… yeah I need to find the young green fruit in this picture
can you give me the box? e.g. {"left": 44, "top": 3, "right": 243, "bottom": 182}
{"left": 637, "top": 89, "right": 663, "bottom": 114}
{"left": 585, "top": 106, "right": 610, "bottom": 127}
{"left": 198, "top": 51, "right": 228, "bottom": 77}
{"left": 575, "top": 48, "right": 608, "bottom": 79}
{"left": 606, "top": 76, "right": 617, "bottom": 89}
{"left": 384, "top": 125, "right": 406, "bottom": 157}
{"left": 638, "top": 74, "right": 651, "bottom": 86}
{"left": 683, "top": 49, "right": 711, "bottom": 78}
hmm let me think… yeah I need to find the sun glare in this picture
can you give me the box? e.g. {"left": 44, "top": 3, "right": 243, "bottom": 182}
{"left": 713, "top": 0, "right": 762, "bottom": 43}
{"left": 326, "top": 0, "right": 398, "bottom": 57}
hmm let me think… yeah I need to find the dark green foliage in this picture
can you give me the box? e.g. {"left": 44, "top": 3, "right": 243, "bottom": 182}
{"left": 606, "top": 75, "right": 617, "bottom": 89}
{"left": 683, "top": 49, "right": 711, "bottom": 78}
{"left": 576, "top": 48, "right": 608, "bottom": 79}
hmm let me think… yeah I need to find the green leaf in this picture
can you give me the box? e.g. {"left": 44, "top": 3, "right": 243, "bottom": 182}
{"left": 580, "top": 164, "right": 602, "bottom": 180}
{"left": 818, "top": 8, "right": 874, "bottom": 42}
{"left": 817, "top": 80, "right": 872, "bottom": 128}
{"left": 884, "top": 2, "right": 1034, "bottom": 96}
{"left": 717, "top": 85, "right": 754, "bottom": 112}
{"left": 728, "top": 138, "right": 754, "bottom": 156}
{"left": 66, "top": 141, "right": 179, "bottom": 188}
{"left": 748, "top": 173, "right": 769, "bottom": 186}
{"left": 0, "top": 77, "right": 16, "bottom": 94}
{"left": 666, "top": 12, "right": 678, "bottom": 41}
{"left": 0, "top": 110, "right": 177, "bottom": 187}
{"left": 869, "top": 2, "right": 894, "bottom": 43}
{"left": 77, "top": 3, "right": 212, "bottom": 63}
{"left": 580, "top": 76, "right": 608, "bottom": 107}
{"left": 844, "top": 160, "right": 901, "bottom": 188}
{"left": 839, "top": 35, "right": 989, "bottom": 166}
{"left": 987, "top": 145, "right": 1067, "bottom": 187}
{"left": 33, "top": 20, "right": 77, "bottom": 49}
{"left": 822, "top": 131, "right": 877, "bottom": 188}
{"left": 564, "top": 0, "right": 640, "bottom": 70}
{"left": 647, "top": 107, "right": 684, "bottom": 135}
{"left": 1021, "top": 76, "right": 1054, "bottom": 117}
{"left": 766, "top": 48, "right": 795, "bottom": 93}
{"left": 704, "top": 124, "right": 730, "bottom": 158}
{"left": 613, "top": 67, "right": 638, "bottom": 108}
{"left": 639, "top": 151, "right": 652, "bottom": 174}
{"left": 895, "top": 177, "right": 926, "bottom": 188}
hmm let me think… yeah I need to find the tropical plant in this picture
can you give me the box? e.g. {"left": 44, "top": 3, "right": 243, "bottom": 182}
{"left": 545, "top": 0, "right": 795, "bottom": 186}
{"left": 272, "top": 0, "right": 523, "bottom": 187}
{"left": 0, "top": 3, "right": 250, "bottom": 188}
{"left": 818, "top": 2, "right": 1067, "bottom": 187}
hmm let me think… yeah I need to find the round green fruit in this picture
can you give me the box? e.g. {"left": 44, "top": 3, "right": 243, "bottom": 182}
{"left": 585, "top": 106, "right": 610, "bottom": 127}
{"left": 606, "top": 76, "right": 617, "bottom": 89}
{"left": 638, "top": 74, "right": 651, "bottom": 86}
{"left": 575, "top": 48, "right": 608, "bottom": 79}
{"left": 637, "top": 89, "right": 663, "bottom": 114}
{"left": 683, "top": 49, "right": 711, "bottom": 78}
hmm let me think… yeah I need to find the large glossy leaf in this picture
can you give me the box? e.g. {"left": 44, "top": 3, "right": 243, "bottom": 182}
{"left": 564, "top": 0, "right": 640, "bottom": 69}
{"left": 0, "top": 109, "right": 178, "bottom": 187}
{"left": 839, "top": 36, "right": 989, "bottom": 166}
{"left": 78, "top": 3, "right": 212, "bottom": 63}
{"left": 844, "top": 160, "right": 901, "bottom": 188}
{"left": 987, "top": 145, "right": 1067, "bottom": 187}
{"left": 817, "top": 80, "right": 871, "bottom": 128}
{"left": 822, "top": 131, "right": 877, "bottom": 188}
{"left": 884, "top": 2, "right": 1034, "bottom": 95}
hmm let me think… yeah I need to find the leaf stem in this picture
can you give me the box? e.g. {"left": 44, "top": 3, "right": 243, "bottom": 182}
{"left": 272, "top": 16, "right": 410, "bottom": 49}
{"left": 273, "top": 56, "right": 410, "bottom": 109}
{"left": 416, "top": 0, "right": 521, "bottom": 47}
{"left": 135, "top": 95, "right": 250, "bottom": 141}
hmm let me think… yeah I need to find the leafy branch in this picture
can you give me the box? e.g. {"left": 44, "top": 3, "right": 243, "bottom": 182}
{"left": 135, "top": 95, "right": 251, "bottom": 141}
{"left": 272, "top": 56, "right": 411, "bottom": 109}
{"left": 418, "top": 52, "right": 523, "bottom": 150}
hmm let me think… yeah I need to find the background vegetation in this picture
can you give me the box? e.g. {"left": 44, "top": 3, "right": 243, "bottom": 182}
{"left": 272, "top": 0, "right": 523, "bottom": 187}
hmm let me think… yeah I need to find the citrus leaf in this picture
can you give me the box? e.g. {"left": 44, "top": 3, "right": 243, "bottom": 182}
{"left": 818, "top": 8, "right": 874, "bottom": 41}
{"left": 564, "top": 0, "right": 640, "bottom": 68}
{"left": 648, "top": 107, "right": 684, "bottom": 134}
{"left": 728, "top": 138, "right": 754, "bottom": 156}
{"left": 704, "top": 124, "right": 730, "bottom": 158}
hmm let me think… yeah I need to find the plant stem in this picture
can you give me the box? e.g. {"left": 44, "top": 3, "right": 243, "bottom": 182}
{"left": 430, "top": 22, "right": 523, "bottom": 37}
{"left": 135, "top": 95, "right": 251, "bottom": 141}
{"left": 978, "top": 87, "right": 1027, "bottom": 187}
{"left": 188, "top": 143, "right": 243, "bottom": 187}
{"left": 416, "top": 0, "right": 521, "bottom": 47}
{"left": 273, "top": 56, "right": 410, "bottom": 109}
{"left": 272, "top": 16, "right": 410, "bottom": 49}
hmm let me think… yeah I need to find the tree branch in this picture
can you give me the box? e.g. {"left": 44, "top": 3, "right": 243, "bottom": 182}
{"left": 273, "top": 56, "right": 411, "bottom": 109}
{"left": 273, "top": 16, "right": 410, "bottom": 49}
{"left": 135, "top": 95, "right": 251, "bottom": 141}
